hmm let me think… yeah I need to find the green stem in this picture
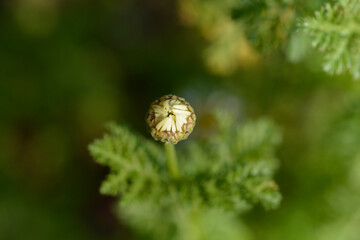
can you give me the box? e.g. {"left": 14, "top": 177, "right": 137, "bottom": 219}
{"left": 164, "top": 143, "right": 180, "bottom": 179}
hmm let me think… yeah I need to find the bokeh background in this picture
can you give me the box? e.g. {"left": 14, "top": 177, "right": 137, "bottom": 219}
{"left": 1, "top": 0, "right": 360, "bottom": 240}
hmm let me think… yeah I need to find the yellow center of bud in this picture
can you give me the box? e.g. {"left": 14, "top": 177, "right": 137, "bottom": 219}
{"left": 153, "top": 99, "right": 192, "bottom": 133}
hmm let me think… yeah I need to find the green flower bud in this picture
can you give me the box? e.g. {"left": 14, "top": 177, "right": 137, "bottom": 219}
{"left": 146, "top": 94, "right": 196, "bottom": 144}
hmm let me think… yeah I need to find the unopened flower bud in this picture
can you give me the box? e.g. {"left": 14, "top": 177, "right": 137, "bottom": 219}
{"left": 146, "top": 94, "right": 196, "bottom": 144}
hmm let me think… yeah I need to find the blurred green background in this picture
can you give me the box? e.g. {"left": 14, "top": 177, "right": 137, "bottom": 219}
{"left": 1, "top": 0, "right": 360, "bottom": 240}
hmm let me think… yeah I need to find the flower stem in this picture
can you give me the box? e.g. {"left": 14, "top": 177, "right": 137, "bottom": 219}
{"left": 164, "top": 143, "right": 180, "bottom": 179}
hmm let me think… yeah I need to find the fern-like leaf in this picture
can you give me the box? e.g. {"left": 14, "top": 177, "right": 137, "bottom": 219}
{"left": 300, "top": 0, "right": 360, "bottom": 79}
{"left": 89, "top": 112, "right": 282, "bottom": 239}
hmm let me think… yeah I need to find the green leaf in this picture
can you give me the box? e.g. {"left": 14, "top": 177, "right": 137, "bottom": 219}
{"left": 89, "top": 112, "right": 282, "bottom": 239}
{"left": 300, "top": 0, "right": 360, "bottom": 79}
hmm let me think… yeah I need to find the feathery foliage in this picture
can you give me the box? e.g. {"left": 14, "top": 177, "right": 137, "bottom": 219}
{"left": 178, "top": 0, "right": 295, "bottom": 74}
{"left": 300, "top": 0, "right": 360, "bottom": 79}
{"left": 89, "top": 112, "right": 282, "bottom": 239}
{"left": 88, "top": 124, "right": 166, "bottom": 205}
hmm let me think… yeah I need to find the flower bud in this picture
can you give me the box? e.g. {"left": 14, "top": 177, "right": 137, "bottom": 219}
{"left": 146, "top": 94, "right": 196, "bottom": 144}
